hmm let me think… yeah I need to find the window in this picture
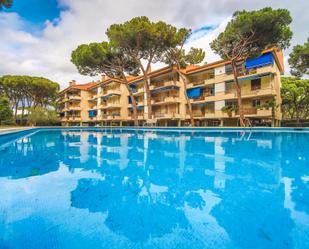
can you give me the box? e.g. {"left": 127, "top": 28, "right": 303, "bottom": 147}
{"left": 251, "top": 78, "right": 261, "bottom": 90}
{"left": 225, "top": 64, "right": 233, "bottom": 75}
{"left": 226, "top": 100, "right": 237, "bottom": 107}
{"left": 252, "top": 99, "right": 261, "bottom": 107}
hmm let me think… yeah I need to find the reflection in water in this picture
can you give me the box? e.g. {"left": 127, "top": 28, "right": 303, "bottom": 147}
{"left": 0, "top": 129, "right": 308, "bottom": 249}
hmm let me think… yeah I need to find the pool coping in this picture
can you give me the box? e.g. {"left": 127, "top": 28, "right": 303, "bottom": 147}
{"left": 0, "top": 126, "right": 309, "bottom": 138}
{"left": 0, "top": 127, "right": 36, "bottom": 136}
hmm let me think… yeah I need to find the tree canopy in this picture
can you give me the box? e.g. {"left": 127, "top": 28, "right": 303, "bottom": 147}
{"left": 162, "top": 27, "right": 205, "bottom": 126}
{"left": 288, "top": 37, "right": 309, "bottom": 77}
{"left": 0, "top": 0, "right": 12, "bottom": 10}
{"left": 0, "top": 95, "right": 13, "bottom": 125}
{"left": 106, "top": 16, "right": 178, "bottom": 67}
{"left": 210, "top": 7, "right": 292, "bottom": 61}
{"left": 210, "top": 7, "right": 292, "bottom": 126}
{"left": 27, "top": 106, "right": 59, "bottom": 126}
{"left": 106, "top": 16, "right": 180, "bottom": 119}
{"left": 71, "top": 41, "right": 141, "bottom": 125}
{"left": 71, "top": 42, "right": 140, "bottom": 78}
{"left": 0, "top": 75, "right": 59, "bottom": 122}
{"left": 281, "top": 77, "right": 309, "bottom": 124}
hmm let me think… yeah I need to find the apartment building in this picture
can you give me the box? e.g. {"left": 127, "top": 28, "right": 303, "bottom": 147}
{"left": 59, "top": 48, "right": 284, "bottom": 127}
{"left": 59, "top": 81, "right": 96, "bottom": 126}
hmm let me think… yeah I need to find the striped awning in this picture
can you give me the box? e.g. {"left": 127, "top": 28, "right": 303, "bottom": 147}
{"left": 239, "top": 73, "right": 272, "bottom": 81}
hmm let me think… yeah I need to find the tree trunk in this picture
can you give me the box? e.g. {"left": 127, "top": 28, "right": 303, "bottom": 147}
{"left": 271, "top": 106, "right": 275, "bottom": 127}
{"left": 125, "top": 85, "right": 138, "bottom": 126}
{"left": 21, "top": 99, "right": 25, "bottom": 125}
{"left": 296, "top": 113, "right": 300, "bottom": 127}
{"left": 14, "top": 101, "right": 18, "bottom": 119}
{"left": 177, "top": 70, "right": 194, "bottom": 127}
{"left": 231, "top": 60, "right": 245, "bottom": 127}
{"left": 143, "top": 76, "right": 153, "bottom": 120}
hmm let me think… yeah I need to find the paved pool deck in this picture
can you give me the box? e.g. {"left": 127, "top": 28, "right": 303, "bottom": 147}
{"left": 0, "top": 127, "right": 35, "bottom": 135}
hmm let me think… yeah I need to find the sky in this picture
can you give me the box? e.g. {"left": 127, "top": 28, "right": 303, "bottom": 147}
{"left": 0, "top": 0, "right": 308, "bottom": 89}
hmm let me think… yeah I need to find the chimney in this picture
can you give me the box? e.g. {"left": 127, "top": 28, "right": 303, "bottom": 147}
{"left": 69, "top": 80, "right": 76, "bottom": 86}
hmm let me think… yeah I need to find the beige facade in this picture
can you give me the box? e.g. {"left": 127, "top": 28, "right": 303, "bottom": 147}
{"left": 59, "top": 49, "right": 284, "bottom": 127}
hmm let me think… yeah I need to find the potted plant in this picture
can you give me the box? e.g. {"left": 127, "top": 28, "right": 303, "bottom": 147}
{"left": 221, "top": 105, "right": 238, "bottom": 118}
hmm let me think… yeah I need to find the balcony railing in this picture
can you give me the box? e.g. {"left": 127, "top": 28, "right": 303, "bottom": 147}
{"left": 236, "top": 108, "right": 257, "bottom": 115}
{"left": 152, "top": 96, "right": 180, "bottom": 104}
{"left": 132, "top": 87, "right": 144, "bottom": 94}
{"left": 153, "top": 112, "right": 180, "bottom": 119}
{"left": 68, "top": 95, "right": 81, "bottom": 100}
{"left": 106, "top": 102, "right": 121, "bottom": 108}
{"left": 150, "top": 81, "right": 181, "bottom": 90}
{"left": 192, "top": 92, "right": 214, "bottom": 102}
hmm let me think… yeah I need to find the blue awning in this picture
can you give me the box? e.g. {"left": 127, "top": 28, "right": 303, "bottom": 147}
{"left": 88, "top": 110, "right": 97, "bottom": 118}
{"left": 187, "top": 87, "right": 201, "bottom": 99}
{"left": 128, "top": 96, "right": 138, "bottom": 104}
{"left": 128, "top": 105, "right": 144, "bottom": 111}
{"left": 245, "top": 52, "right": 274, "bottom": 69}
{"left": 239, "top": 73, "right": 272, "bottom": 81}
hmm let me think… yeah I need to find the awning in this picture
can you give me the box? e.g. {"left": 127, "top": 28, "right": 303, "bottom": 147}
{"left": 128, "top": 96, "right": 138, "bottom": 104}
{"left": 88, "top": 110, "right": 97, "bottom": 118}
{"left": 187, "top": 87, "right": 201, "bottom": 98}
{"left": 239, "top": 73, "right": 272, "bottom": 81}
{"left": 128, "top": 105, "right": 144, "bottom": 111}
{"left": 245, "top": 52, "right": 274, "bottom": 69}
{"left": 130, "top": 79, "right": 144, "bottom": 86}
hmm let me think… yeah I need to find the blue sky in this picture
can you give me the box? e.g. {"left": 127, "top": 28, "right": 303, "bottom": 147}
{"left": 0, "top": 0, "right": 308, "bottom": 88}
{"left": 5, "top": 0, "right": 65, "bottom": 31}
{"left": 3, "top": 0, "right": 67, "bottom": 36}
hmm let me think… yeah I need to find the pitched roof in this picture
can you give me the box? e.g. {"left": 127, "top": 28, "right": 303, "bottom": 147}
{"left": 59, "top": 82, "right": 97, "bottom": 94}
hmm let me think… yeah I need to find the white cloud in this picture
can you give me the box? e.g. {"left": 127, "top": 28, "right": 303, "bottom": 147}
{"left": 0, "top": 0, "right": 308, "bottom": 89}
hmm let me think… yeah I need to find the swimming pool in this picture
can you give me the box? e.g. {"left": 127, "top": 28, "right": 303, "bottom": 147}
{"left": 0, "top": 128, "right": 308, "bottom": 249}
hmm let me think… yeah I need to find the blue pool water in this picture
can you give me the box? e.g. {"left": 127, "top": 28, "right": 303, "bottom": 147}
{"left": 0, "top": 128, "right": 308, "bottom": 249}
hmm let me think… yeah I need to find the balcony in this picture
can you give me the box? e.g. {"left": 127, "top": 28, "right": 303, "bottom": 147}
{"left": 153, "top": 112, "right": 181, "bottom": 119}
{"left": 151, "top": 96, "right": 180, "bottom": 105}
{"left": 128, "top": 100, "right": 144, "bottom": 108}
{"left": 225, "top": 87, "right": 276, "bottom": 100}
{"left": 132, "top": 87, "right": 144, "bottom": 95}
{"left": 236, "top": 108, "right": 257, "bottom": 115}
{"left": 101, "top": 89, "right": 121, "bottom": 98}
{"left": 66, "top": 106, "right": 81, "bottom": 111}
{"left": 150, "top": 81, "right": 181, "bottom": 90}
{"left": 214, "top": 64, "right": 276, "bottom": 83}
{"left": 98, "top": 103, "right": 107, "bottom": 109}
{"left": 191, "top": 111, "right": 215, "bottom": 119}
{"left": 88, "top": 95, "right": 98, "bottom": 101}
{"left": 105, "top": 102, "right": 122, "bottom": 109}
{"left": 129, "top": 114, "right": 145, "bottom": 120}
{"left": 68, "top": 95, "right": 81, "bottom": 101}
{"left": 66, "top": 116, "right": 81, "bottom": 122}
{"left": 104, "top": 114, "right": 122, "bottom": 120}
{"left": 187, "top": 77, "right": 216, "bottom": 89}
